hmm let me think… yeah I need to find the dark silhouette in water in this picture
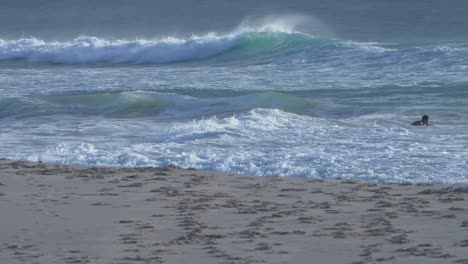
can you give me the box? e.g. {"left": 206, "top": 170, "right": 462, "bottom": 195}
{"left": 411, "top": 115, "right": 430, "bottom": 126}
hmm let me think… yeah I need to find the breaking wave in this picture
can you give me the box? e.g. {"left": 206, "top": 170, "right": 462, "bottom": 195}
{"left": 1, "top": 25, "right": 467, "bottom": 68}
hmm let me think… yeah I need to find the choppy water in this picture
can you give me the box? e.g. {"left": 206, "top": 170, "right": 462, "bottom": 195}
{"left": 1, "top": 2, "right": 467, "bottom": 184}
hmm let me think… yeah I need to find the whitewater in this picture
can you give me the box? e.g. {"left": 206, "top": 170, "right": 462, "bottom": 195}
{"left": 1, "top": 18, "right": 467, "bottom": 184}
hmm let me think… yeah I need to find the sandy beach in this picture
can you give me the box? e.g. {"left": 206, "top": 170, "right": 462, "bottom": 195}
{"left": 0, "top": 158, "right": 467, "bottom": 264}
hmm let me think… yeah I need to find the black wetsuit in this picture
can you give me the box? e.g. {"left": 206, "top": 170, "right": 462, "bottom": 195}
{"left": 411, "top": 121, "right": 428, "bottom": 126}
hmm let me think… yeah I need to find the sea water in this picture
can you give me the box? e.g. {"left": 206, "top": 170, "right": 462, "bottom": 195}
{"left": 1, "top": 1, "right": 467, "bottom": 184}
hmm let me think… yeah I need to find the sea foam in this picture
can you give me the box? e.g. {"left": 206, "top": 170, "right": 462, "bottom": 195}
{"left": 1, "top": 28, "right": 467, "bottom": 69}
{"left": 0, "top": 19, "right": 306, "bottom": 64}
{"left": 0, "top": 34, "right": 244, "bottom": 64}
{"left": 9, "top": 108, "right": 467, "bottom": 184}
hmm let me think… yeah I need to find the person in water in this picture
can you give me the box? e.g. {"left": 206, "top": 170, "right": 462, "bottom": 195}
{"left": 411, "top": 115, "right": 430, "bottom": 126}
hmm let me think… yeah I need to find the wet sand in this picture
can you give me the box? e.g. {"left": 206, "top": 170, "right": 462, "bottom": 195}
{"left": 0, "top": 159, "right": 467, "bottom": 263}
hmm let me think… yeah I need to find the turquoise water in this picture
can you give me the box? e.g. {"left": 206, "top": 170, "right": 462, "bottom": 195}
{"left": 0, "top": 5, "right": 467, "bottom": 183}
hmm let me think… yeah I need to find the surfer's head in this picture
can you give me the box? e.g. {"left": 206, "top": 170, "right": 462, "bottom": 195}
{"left": 422, "top": 115, "right": 429, "bottom": 125}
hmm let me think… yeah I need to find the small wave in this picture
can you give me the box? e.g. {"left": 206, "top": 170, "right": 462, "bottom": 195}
{"left": 0, "top": 90, "right": 317, "bottom": 119}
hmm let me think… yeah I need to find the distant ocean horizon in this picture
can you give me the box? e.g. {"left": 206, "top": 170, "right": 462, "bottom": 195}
{"left": 1, "top": 0, "right": 467, "bottom": 184}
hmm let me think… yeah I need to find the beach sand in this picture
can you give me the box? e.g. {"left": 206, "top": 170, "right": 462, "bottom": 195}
{"left": 0, "top": 159, "right": 467, "bottom": 263}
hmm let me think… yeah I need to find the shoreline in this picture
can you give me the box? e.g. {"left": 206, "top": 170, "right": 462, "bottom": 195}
{"left": 1, "top": 159, "right": 468, "bottom": 263}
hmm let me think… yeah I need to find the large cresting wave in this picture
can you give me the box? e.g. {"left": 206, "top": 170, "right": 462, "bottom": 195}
{"left": 0, "top": 34, "right": 245, "bottom": 64}
{"left": 0, "top": 21, "right": 317, "bottom": 64}
{"left": 1, "top": 25, "right": 468, "bottom": 68}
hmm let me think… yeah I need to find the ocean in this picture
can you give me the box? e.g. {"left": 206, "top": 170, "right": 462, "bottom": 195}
{"left": 1, "top": 0, "right": 467, "bottom": 184}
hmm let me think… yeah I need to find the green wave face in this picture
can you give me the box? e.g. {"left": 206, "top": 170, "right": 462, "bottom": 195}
{"left": 0, "top": 32, "right": 327, "bottom": 64}
{"left": 0, "top": 90, "right": 318, "bottom": 119}
{"left": 43, "top": 92, "right": 170, "bottom": 118}
{"left": 211, "top": 32, "right": 332, "bottom": 63}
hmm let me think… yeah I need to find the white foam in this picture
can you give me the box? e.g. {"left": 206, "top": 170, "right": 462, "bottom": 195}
{"left": 0, "top": 18, "right": 311, "bottom": 65}
{"left": 0, "top": 34, "right": 243, "bottom": 64}
{"left": 235, "top": 14, "right": 334, "bottom": 37}
{"left": 8, "top": 108, "right": 467, "bottom": 184}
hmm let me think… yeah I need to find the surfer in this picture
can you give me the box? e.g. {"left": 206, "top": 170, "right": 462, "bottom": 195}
{"left": 411, "top": 115, "right": 430, "bottom": 126}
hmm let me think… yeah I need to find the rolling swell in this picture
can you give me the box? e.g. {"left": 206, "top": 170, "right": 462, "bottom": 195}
{"left": 0, "top": 91, "right": 317, "bottom": 119}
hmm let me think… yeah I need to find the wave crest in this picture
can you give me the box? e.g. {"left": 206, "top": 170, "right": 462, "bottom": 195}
{"left": 1, "top": 28, "right": 466, "bottom": 66}
{"left": 0, "top": 34, "right": 246, "bottom": 64}
{"left": 0, "top": 16, "right": 317, "bottom": 65}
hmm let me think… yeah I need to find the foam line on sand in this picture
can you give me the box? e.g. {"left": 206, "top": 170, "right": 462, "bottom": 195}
{"left": 0, "top": 159, "right": 468, "bottom": 263}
